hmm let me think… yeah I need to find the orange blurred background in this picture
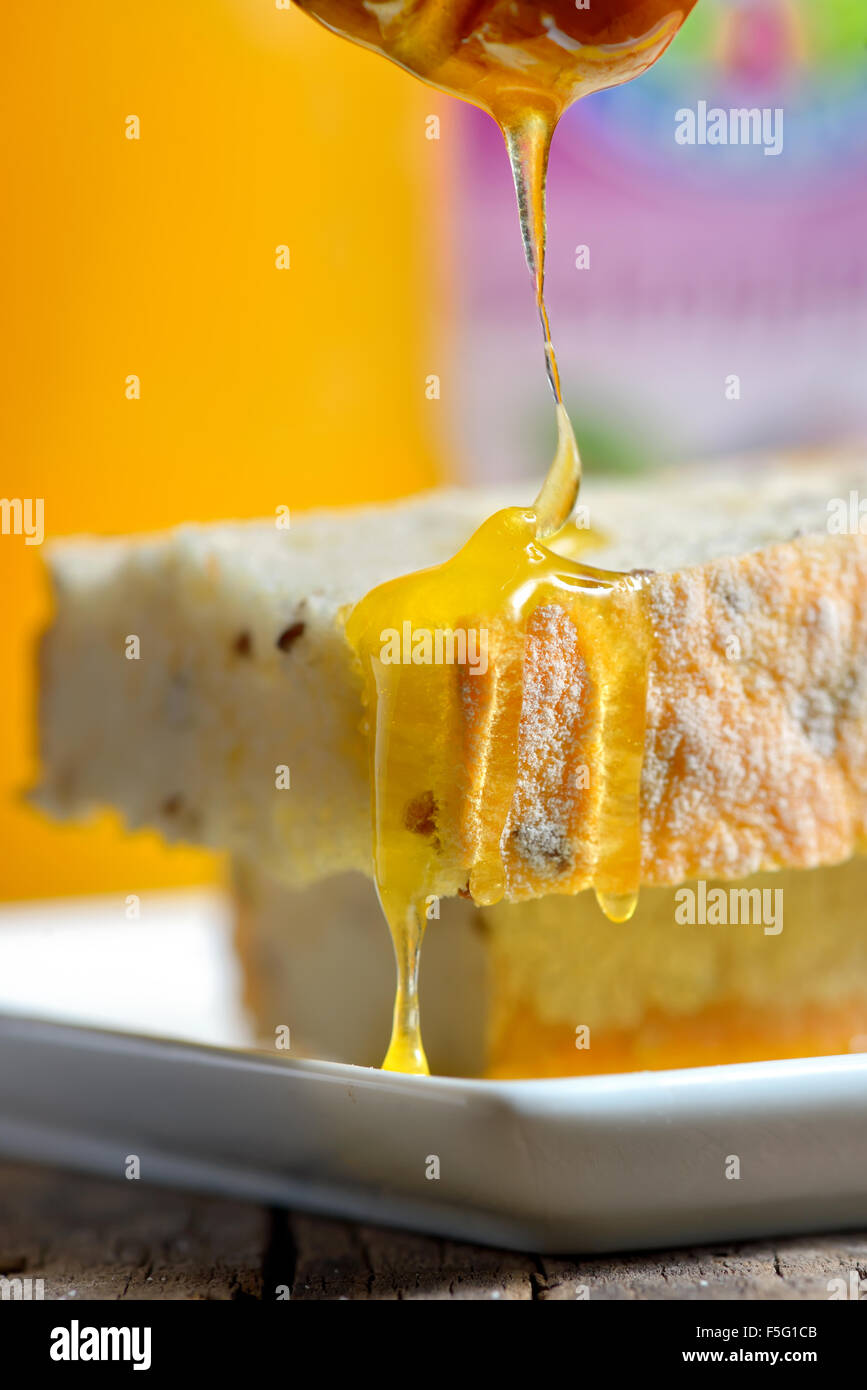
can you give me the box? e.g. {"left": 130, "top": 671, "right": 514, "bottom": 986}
{"left": 0, "top": 0, "right": 451, "bottom": 900}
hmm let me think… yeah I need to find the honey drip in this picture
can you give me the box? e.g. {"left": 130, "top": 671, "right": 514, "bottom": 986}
{"left": 503, "top": 112, "right": 581, "bottom": 539}
{"left": 345, "top": 510, "right": 650, "bottom": 1074}
{"left": 295, "top": 0, "right": 698, "bottom": 1072}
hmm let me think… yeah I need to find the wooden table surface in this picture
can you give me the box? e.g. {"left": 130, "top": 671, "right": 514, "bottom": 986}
{"left": 1, "top": 1161, "right": 864, "bottom": 1300}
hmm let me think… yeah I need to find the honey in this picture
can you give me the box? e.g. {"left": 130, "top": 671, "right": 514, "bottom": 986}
{"left": 295, "top": 0, "right": 698, "bottom": 1072}
{"left": 345, "top": 510, "right": 650, "bottom": 1073}
{"left": 292, "top": 2, "right": 694, "bottom": 125}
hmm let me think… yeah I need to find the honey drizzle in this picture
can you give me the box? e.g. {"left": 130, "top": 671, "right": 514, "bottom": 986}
{"left": 293, "top": 1, "right": 698, "bottom": 1074}
{"left": 347, "top": 509, "right": 650, "bottom": 1076}
{"left": 503, "top": 111, "right": 582, "bottom": 540}
{"left": 353, "top": 107, "right": 638, "bottom": 1074}
{"left": 380, "top": 897, "right": 429, "bottom": 1074}
{"left": 354, "top": 108, "right": 602, "bottom": 1074}
{"left": 350, "top": 106, "right": 591, "bottom": 1076}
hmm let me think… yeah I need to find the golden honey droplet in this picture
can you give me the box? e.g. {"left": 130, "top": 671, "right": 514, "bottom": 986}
{"left": 379, "top": 897, "right": 430, "bottom": 1075}
{"left": 468, "top": 861, "right": 505, "bottom": 908}
{"left": 595, "top": 889, "right": 639, "bottom": 924}
{"left": 381, "top": 1034, "right": 430, "bottom": 1076}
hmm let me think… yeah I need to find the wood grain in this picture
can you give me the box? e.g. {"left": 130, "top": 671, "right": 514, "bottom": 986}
{"left": 1, "top": 1162, "right": 864, "bottom": 1300}
{"left": 0, "top": 1163, "right": 266, "bottom": 1301}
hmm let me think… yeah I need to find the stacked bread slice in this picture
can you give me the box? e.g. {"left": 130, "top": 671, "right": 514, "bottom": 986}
{"left": 36, "top": 452, "right": 867, "bottom": 1074}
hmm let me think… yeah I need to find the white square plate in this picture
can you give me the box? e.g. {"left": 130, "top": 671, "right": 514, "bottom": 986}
{"left": 1, "top": 892, "right": 865, "bottom": 1253}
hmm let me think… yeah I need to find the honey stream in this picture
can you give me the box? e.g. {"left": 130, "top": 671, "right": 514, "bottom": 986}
{"left": 294, "top": 1, "right": 698, "bottom": 1072}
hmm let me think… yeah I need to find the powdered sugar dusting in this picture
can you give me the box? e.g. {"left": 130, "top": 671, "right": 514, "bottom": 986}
{"left": 640, "top": 532, "right": 867, "bottom": 887}
{"left": 503, "top": 605, "right": 591, "bottom": 885}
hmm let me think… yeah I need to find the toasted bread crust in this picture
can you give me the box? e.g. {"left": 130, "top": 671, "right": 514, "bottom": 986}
{"left": 481, "top": 532, "right": 867, "bottom": 901}
{"left": 640, "top": 532, "right": 867, "bottom": 887}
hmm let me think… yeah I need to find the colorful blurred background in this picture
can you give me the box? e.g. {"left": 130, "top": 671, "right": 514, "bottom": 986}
{"left": 2, "top": 0, "right": 866, "bottom": 901}
{"left": 455, "top": 0, "right": 867, "bottom": 483}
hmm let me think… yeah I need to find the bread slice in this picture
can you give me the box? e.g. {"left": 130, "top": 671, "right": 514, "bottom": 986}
{"left": 36, "top": 452, "right": 867, "bottom": 900}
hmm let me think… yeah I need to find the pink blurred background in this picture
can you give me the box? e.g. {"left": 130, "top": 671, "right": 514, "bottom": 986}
{"left": 450, "top": 0, "right": 867, "bottom": 487}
